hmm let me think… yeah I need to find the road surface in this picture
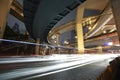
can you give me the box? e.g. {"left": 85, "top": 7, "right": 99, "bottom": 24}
{"left": 0, "top": 54, "right": 118, "bottom": 80}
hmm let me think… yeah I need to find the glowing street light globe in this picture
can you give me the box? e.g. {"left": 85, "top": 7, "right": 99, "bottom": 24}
{"left": 107, "top": 42, "right": 113, "bottom": 46}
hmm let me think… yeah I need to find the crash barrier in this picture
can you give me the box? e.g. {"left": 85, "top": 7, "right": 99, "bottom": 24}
{"left": 96, "top": 57, "right": 120, "bottom": 80}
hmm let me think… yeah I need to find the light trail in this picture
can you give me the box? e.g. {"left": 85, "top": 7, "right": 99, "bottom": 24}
{"left": 0, "top": 39, "right": 75, "bottom": 49}
{"left": 0, "top": 39, "right": 54, "bottom": 47}
{"left": 0, "top": 39, "right": 39, "bottom": 45}
{"left": 0, "top": 54, "right": 119, "bottom": 80}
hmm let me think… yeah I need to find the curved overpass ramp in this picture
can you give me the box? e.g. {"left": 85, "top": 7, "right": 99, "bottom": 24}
{"left": 23, "top": 0, "right": 110, "bottom": 44}
{"left": 23, "top": 0, "right": 86, "bottom": 42}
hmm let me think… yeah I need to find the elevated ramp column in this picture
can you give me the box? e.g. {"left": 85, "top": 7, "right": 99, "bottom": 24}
{"left": 55, "top": 33, "right": 60, "bottom": 46}
{"left": 0, "top": 0, "right": 13, "bottom": 39}
{"left": 110, "top": 0, "right": 120, "bottom": 43}
{"left": 35, "top": 38, "right": 40, "bottom": 55}
{"left": 75, "top": 6, "right": 85, "bottom": 53}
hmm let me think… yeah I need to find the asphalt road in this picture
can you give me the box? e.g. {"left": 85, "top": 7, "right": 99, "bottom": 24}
{"left": 26, "top": 60, "right": 109, "bottom": 80}
{"left": 0, "top": 54, "right": 118, "bottom": 80}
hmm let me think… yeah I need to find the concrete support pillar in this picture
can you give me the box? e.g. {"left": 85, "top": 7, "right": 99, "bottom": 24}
{"left": 110, "top": 0, "right": 120, "bottom": 43}
{"left": 0, "top": 0, "right": 13, "bottom": 39}
{"left": 35, "top": 38, "right": 40, "bottom": 55}
{"left": 56, "top": 33, "right": 59, "bottom": 46}
{"left": 97, "top": 46, "right": 103, "bottom": 53}
{"left": 75, "top": 6, "right": 84, "bottom": 53}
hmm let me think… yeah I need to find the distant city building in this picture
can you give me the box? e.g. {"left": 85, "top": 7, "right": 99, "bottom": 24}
{"left": 7, "top": 14, "right": 26, "bottom": 34}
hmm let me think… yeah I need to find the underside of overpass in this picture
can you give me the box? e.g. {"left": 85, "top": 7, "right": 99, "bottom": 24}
{"left": 1, "top": 0, "right": 120, "bottom": 55}
{"left": 23, "top": 0, "right": 86, "bottom": 42}
{"left": 8, "top": 0, "right": 117, "bottom": 46}
{"left": 23, "top": 0, "right": 114, "bottom": 44}
{"left": 22, "top": 0, "right": 120, "bottom": 53}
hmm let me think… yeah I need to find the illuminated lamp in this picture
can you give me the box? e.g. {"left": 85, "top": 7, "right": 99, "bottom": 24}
{"left": 107, "top": 42, "right": 113, "bottom": 46}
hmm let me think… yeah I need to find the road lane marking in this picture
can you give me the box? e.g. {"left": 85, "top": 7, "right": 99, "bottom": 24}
{"left": 22, "top": 58, "right": 111, "bottom": 80}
